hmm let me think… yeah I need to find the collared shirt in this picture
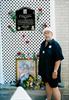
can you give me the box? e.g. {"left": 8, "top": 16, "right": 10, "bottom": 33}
{"left": 38, "top": 39, "right": 64, "bottom": 82}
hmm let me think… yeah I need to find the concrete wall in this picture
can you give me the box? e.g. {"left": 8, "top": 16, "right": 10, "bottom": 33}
{"left": 55, "top": 0, "right": 69, "bottom": 88}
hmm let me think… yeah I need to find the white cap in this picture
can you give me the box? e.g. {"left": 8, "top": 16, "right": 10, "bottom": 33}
{"left": 43, "top": 27, "right": 54, "bottom": 34}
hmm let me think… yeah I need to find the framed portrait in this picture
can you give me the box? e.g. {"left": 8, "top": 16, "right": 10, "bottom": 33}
{"left": 16, "top": 58, "right": 37, "bottom": 83}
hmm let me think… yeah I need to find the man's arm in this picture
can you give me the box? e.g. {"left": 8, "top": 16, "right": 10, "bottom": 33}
{"left": 54, "top": 60, "right": 61, "bottom": 72}
{"left": 52, "top": 60, "right": 61, "bottom": 79}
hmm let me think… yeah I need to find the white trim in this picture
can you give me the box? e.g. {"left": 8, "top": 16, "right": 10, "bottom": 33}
{"left": 0, "top": 16, "right": 4, "bottom": 84}
{"left": 50, "top": 0, "right": 56, "bottom": 39}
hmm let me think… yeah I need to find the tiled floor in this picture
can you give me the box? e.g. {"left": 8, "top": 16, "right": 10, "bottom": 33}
{"left": 0, "top": 86, "right": 69, "bottom": 100}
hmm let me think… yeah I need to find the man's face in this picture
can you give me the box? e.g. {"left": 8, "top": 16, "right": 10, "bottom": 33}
{"left": 44, "top": 31, "right": 53, "bottom": 41}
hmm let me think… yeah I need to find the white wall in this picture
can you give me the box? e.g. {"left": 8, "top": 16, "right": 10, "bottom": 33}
{"left": 50, "top": 0, "right": 56, "bottom": 39}
{"left": 55, "top": 0, "right": 69, "bottom": 88}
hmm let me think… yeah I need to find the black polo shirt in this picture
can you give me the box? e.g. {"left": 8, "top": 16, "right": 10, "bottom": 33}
{"left": 38, "top": 39, "right": 64, "bottom": 87}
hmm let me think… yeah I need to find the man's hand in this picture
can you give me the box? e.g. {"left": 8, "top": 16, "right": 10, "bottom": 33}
{"left": 52, "top": 71, "right": 58, "bottom": 79}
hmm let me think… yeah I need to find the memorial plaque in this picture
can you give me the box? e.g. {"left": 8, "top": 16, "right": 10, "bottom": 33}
{"left": 16, "top": 7, "right": 35, "bottom": 31}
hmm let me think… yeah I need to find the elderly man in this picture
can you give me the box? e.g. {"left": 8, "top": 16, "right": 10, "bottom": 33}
{"left": 38, "top": 27, "right": 64, "bottom": 100}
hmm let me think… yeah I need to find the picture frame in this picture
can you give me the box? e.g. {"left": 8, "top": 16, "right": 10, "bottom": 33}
{"left": 37, "top": 58, "right": 39, "bottom": 76}
{"left": 16, "top": 58, "right": 37, "bottom": 83}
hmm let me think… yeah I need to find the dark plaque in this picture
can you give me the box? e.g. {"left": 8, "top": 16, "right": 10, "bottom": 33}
{"left": 16, "top": 7, "right": 35, "bottom": 31}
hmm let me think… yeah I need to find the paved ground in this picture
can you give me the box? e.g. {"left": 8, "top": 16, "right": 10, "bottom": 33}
{"left": 0, "top": 86, "right": 69, "bottom": 100}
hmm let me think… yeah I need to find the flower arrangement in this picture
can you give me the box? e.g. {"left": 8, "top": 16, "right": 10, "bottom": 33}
{"left": 16, "top": 51, "right": 45, "bottom": 90}
{"left": 16, "top": 51, "right": 37, "bottom": 60}
{"left": 18, "top": 73, "right": 45, "bottom": 90}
